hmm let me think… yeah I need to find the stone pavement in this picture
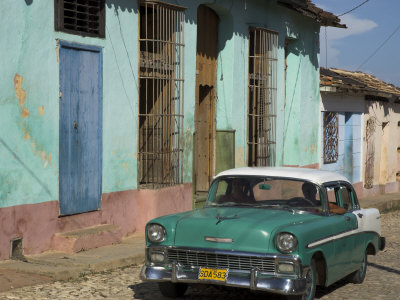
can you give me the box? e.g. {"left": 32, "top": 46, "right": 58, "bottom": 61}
{"left": 0, "top": 191, "right": 399, "bottom": 297}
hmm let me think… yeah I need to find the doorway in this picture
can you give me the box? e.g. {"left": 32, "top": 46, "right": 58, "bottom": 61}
{"left": 194, "top": 5, "right": 219, "bottom": 194}
{"left": 59, "top": 42, "right": 102, "bottom": 215}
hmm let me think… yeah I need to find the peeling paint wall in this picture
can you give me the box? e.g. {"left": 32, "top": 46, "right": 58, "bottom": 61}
{"left": 0, "top": 2, "right": 58, "bottom": 207}
{"left": 0, "top": 1, "right": 139, "bottom": 209}
{"left": 363, "top": 101, "right": 400, "bottom": 196}
{"left": 1, "top": 0, "right": 322, "bottom": 209}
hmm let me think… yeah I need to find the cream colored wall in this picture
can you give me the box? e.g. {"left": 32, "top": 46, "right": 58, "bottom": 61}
{"left": 363, "top": 101, "right": 400, "bottom": 195}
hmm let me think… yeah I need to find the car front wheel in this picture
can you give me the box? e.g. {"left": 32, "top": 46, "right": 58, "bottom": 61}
{"left": 158, "top": 282, "right": 188, "bottom": 298}
{"left": 288, "top": 259, "right": 317, "bottom": 300}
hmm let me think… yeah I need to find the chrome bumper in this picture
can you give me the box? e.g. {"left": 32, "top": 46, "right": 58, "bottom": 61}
{"left": 140, "top": 263, "right": 309, "bottom": 295}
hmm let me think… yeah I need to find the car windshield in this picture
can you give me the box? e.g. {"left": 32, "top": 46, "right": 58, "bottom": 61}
{"left": 206, "top": 176, "right": 323, "bottom": 212}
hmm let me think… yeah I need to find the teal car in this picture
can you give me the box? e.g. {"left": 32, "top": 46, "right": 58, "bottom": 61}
{"left": 140, "top": 167, "right": 385, "bottom": 300}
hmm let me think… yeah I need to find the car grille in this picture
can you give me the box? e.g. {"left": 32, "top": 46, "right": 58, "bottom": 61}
{"left": 167, "top": 249, "right": 276, "bottom": 273}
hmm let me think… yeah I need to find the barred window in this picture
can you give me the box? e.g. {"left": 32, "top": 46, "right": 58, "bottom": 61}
{"left": 55, "top": 0, "right": 105, "bottom": 38}
{"left": 138, "top": 1, "right": 185, "bottom": 188}
{"left": 247, "top": 28, "right": 278, "bottom": 167}
{"left": 323, "top": 112, "right": 339, "bottom": 163}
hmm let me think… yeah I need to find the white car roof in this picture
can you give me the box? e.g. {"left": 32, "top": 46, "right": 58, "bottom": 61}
{"left": 214, "top": 167, "right": 350, "bottom": 185}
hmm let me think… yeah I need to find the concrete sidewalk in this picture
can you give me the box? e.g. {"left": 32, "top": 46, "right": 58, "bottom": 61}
{"left": 0, "top": 234, "right": 145, "bottom": 292}
{"left": 1, "top": 192, "right": 400, "bottom": 293}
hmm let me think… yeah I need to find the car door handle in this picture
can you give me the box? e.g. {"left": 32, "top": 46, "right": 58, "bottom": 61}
{"left": 357, "top": 213, "right": 363, "bottom": 218}
{"left": 345, "top": 216, "right": 351, "bottom": 221}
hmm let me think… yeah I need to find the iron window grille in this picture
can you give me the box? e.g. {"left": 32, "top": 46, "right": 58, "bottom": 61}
{"left": 247, "top": 28, "right": 278, "bottom": 167}
{"left": 323, "top": 112, "right": 339, "bottom": 163}
{"left": 138, "top": 0, "right": 185, "bottom": 188}
{"left": 54, "top": 0, "right": 105, "bottom": 38}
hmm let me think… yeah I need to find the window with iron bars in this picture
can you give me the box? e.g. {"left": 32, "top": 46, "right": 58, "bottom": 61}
{"left": 247, "top": 28, "right": 278, "bottom": 167}
{"left": 54, "top": 0, "right": 105, "bottom": 38}
{"left": 323, "top": 112, "right": 339, "bottom": 163}
{"left": 138, "top": 1, "right": 185, "bottom": 188}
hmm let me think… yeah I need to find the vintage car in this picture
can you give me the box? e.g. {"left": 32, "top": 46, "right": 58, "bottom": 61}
{"left": 140, "top": 167, "right": 385, "bottom": 300}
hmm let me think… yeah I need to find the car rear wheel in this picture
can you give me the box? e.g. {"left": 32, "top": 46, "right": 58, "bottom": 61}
{"left": 158, "top": 282, "right": 188, "bottom": 298}
{"left": 348, "top": 251, "right": 367, "bottom": 284}
{"left": 287, "top": 259, "right": 317, "bottom": 300}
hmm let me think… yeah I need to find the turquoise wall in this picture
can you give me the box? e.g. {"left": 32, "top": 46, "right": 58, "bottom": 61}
{"left": 0, "top": 0, "right": 138, "bottom": 208}
{"left": 182, "top": 0, "right": 321, "bottom": 172}
{"left": 0, "top": 0, "right": 321, "bottom": 208}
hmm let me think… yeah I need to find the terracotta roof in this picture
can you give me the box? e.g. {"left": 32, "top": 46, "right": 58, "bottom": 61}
{"left": 321, "top": 68, "right": 400, "bottom": 101}
{"left": 278, "top": 0, "right": 346, "bottom": 28}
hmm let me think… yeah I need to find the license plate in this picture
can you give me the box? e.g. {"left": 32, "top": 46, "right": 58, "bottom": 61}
{"left": 198, "top": 267, "right": 228, "bottom": 282}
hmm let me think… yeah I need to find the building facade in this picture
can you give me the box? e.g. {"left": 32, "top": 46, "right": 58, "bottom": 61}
{"left": 320, "top": 68, "right": 400, "bottom": 198}
{"left": 0, "top": 0, "right": 341, "bottom": 259}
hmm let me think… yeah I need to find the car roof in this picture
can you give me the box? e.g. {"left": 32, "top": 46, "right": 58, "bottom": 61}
{"left": 214, "top": 167, "right": 350, "bottom": 185}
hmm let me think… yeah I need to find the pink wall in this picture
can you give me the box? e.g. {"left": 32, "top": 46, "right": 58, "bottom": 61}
{"left": 359, "top": 181, "right": 400, "bottom": 199}
{"left": 0, "top": 183, "right": 192, "bottom": 260}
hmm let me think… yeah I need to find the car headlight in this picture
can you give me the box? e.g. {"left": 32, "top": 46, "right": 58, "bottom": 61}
{"left": 276, "top": 232, "right": 297, "bottom": 253}
{"left": 147, "top": 223, "right": 166, "bottom": 243}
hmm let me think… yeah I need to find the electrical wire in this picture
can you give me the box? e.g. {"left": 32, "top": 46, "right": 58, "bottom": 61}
{"left": 338, "top": 0, "right": 370, "bottom": 17}
{"left": 357, "top": 23, "right": 400, "bottom": 69}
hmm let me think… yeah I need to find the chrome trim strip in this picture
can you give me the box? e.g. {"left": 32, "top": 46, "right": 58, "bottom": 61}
{"left": 307, "top": 229, "right": 381, "bottom": 249}
{"left": 307, "top": 229, "right": 358, "bottom": 248}
{"left": 204, "top": 236, "right": 233, "bottom": 243}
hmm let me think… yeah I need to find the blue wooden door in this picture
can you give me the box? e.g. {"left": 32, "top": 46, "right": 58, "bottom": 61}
{"left": 59, "top": 42, "right": 102, "bottom": 215}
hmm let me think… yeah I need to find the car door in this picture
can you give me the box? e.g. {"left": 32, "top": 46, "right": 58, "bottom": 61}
{"left": 343, "top": 184, "right": 367, "bottom": 270}
{"left": 325, "top": 184, "right": 357, "bottom": 282}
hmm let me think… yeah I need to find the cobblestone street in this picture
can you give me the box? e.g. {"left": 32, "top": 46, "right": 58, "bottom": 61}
{"left": 1, "top": 210, "right": 399, "bottom": 300}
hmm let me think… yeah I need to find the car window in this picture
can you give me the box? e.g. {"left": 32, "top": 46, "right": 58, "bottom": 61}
{"left": 207, "top": 176, "right": 322, "bottom": 213}
{"left": 215, "top": 180, "right": 228, "bottom": 197}
{"left": 326, "top": 185, "right": 346, "bottom": 214}
{"left": 339, "top": 186, "right": 353, "bottom": 211}
{"left": 326, "top": 186, "right": 339, "bottom": 205}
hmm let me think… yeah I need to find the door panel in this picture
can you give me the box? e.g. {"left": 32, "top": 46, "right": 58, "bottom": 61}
{"left": 194, "top": 5, "right": 219, "bottom": 193}
{"left": 325, "top": 186, "right": 357, "bottom": 283}
{"left": 324, "top": 213, "right": 357, "bottom": 284}
{"left": 196, "top": 85, "right": 215, "bottom": 192}
{"left": 59, "top": 42, "right": 102, "bottom": 215}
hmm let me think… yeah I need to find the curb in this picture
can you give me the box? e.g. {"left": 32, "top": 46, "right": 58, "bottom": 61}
{"left": 368, "top": 199, "right": 400, "bottom": 213}
{"left": 0, "top": 253, "right": 145, "bottom": 282}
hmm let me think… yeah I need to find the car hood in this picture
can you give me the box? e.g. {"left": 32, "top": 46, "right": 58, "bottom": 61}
{"left": 173, "top": 206, "right": 320, "bottom": 253}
